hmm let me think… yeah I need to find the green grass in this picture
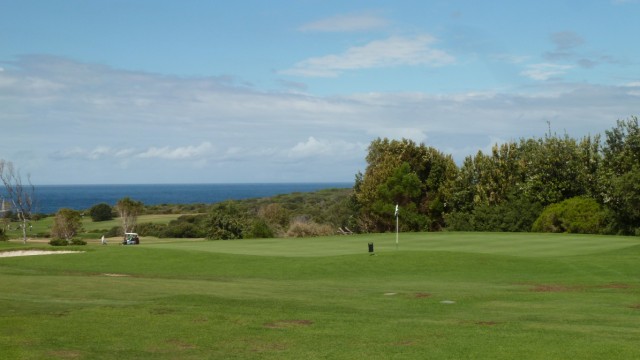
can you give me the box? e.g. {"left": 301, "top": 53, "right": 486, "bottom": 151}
{"left": 1, "top": 232, "right": 639, "bottom": 359}
{"left": 3, "top": 214, "right": 182, "bottom": 240}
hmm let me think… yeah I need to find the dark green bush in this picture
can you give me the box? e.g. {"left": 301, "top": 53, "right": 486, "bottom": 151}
{"left": 89, "top": 203, "right": 115, "bottom": 222}
{"left": 70, "top": 238, "right": 87, "bottom": 245}
{"left": 445, "top": 194, "right": 543, "bottom": 232}
{"left": 532, "top": 197, "right": 606, "bottom": 234}
{"left": 244, "top": 219, "right": 274, "bottom": 239}
{"left": 135, "top": 222, "right": 167, "bottom": 237}
{"left": 163, "top": 222, "right": 203, "bottom": 238}
{"left": 104, "top": 226, "right": 122, "bottom": 238}
{"left": 49, "top": 238, "right": 68, "bottom": 246}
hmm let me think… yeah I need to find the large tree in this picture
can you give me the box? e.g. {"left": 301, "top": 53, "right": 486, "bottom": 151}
{"left": 115, "top": 197, "right": 144, "bottom": 234}
{"left": 354, "top": 138, "right": 457, "bottom": 232}
{"left": 0, "top": 160, "right": 36, "bottom": 244}
{"left": 600, "top": 116, "right": 640, "bottom": 234}
{"left": 51, "top": 208, "right": 83, "bottom": 242}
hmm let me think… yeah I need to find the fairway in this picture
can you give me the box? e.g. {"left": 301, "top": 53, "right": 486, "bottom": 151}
{"left": 1, "top": 232, "right": 639, "bottom": 359}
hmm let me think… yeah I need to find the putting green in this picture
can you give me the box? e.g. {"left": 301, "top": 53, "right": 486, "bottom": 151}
{"left": 148, "top": 232, "right": 640, "bottom": 258}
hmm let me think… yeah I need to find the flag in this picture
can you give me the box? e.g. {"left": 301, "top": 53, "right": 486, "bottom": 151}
{"left": 394, "top": 204, "right": 399, "bottom": 217}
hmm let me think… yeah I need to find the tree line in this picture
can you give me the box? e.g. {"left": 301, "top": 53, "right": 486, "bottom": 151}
{"left": 3, "top": 116, "right": 639, "bottom": 241}
{"left": 351, "top": 116, "right": 640, "bottom": 235}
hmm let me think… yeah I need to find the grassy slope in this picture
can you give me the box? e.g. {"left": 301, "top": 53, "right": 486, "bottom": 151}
{"left": 1, "top": 233, "right": 639, "bottom": 359}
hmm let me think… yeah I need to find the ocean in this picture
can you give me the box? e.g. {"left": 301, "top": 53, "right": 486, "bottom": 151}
{"left": 28, "top": 183, "right": 352, "bottom": 214}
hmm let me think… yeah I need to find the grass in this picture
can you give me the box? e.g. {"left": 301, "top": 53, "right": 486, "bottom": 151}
{"left": 3, "top": 214, "right": 182, "bottom": 240}
{"left": 1, "top": 232, "right": 639, "bottom": 359}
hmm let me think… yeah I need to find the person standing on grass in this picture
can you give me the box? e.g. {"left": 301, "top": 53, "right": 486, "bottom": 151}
{"left": 101, "top": 235, "right": 107, "bottom": 245}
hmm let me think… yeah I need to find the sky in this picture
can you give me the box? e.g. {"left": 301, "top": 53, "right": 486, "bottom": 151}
{"left": 1, "top": 0, "right": 639, "bottom": 185}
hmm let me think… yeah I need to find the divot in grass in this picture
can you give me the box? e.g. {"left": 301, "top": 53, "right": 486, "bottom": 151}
{"left": 264, "top": 320, "right": 313, "bottom": 329}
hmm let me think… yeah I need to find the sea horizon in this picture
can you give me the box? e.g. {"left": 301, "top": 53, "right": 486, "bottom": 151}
{"left": 28, "top": 182, "right": 353, "bottom": 214}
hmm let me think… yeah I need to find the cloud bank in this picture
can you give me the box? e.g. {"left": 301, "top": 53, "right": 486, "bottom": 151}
{"left": 1, "top": 55, "right": 638, "bottom": 184}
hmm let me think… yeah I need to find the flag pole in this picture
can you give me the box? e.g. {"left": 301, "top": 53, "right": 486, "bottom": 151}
{"left": 395, "top": 204, "right": 399, "bottom": 250}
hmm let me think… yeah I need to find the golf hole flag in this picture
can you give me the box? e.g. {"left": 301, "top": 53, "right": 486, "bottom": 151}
{"left": 395, "top": 204, "right": 399, "bottom": 249}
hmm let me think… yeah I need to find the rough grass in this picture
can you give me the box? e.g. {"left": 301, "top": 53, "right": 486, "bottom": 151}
{"left": 1, "top": 233, "right": 639, "bottom": 359}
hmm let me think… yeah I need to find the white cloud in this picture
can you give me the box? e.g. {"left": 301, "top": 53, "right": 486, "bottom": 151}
{"left": 281, "top": 35, "right": 455, "bottom": 77}
{"left": 3, "top": 56, "right": 639, "bottom": 183}
{"left": 137, "top": 142, "right": 214, "bottom": 160}
{"left": 521, "top": 63, "right": 573, "bottom": 81}
{"left": 299, "top": 12, "right": 389, "bottom": 32}
{"left": 288, "top": 137, "right": 366, "bottom": 159}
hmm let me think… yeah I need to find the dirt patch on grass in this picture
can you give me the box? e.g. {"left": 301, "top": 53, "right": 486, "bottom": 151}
{"left": 102, "top": 273, "right": 130, "bottom": 277}
{"left": 600, "top": 283, "right": 632, "bottom": 289}
{"left": 393, "top": 340, "right": 416, "bottom": 346}
{"left": 150, "top": 308, "right": 175, "bottom": 315}
{"left": 531, "top": 284, "right": 577, "bottom": 292}
{"left": 167, "top": 339, "right": 196, "bottom": 350}
{"left": 629, "top": 304, "right": 640, "bottom": 310}
{"left": 47, "top": 350, "right": 83, "bottom": 359}
{"left": 264, "top": 319, "right": 313, "bottom": 329}
{"left": 251, "top": 342, "right": 288, "bottom": 352}
{"left": 530, "top": 283, "right": 633, "bottom": 292}
{"left": 476, "top": 321, "right": 499, "bottom": 326}
{"left": 414, "top": 292, "right": 431, "bottom": 298}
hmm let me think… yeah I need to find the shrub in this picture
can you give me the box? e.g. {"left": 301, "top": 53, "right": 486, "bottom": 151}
{"left": 532, "top": 197, "right": 606, "bottom": 234}
{"left": 70, "top": 238, "right": 87, "bottom": 245}
{"left": 205, "top": 202, "right": 247, "bottom": 240}
{"left": 445, "top": 194, "right": 543, "bottom": 232}
{"left": 135, "top": 222, "right": 167, "bottom": 237}
{"left": 104, "top": 226, "right": 122, "bottom": 238}
{"left": 89, "top": 203, "right": 115, "bottom": 222}
{"left": 245, "top": 219, "right": 275, "bottom": 239}
{"left": 49, "top": 238, "right": 68, "bottom": 246}
{"left": 163, "top": 222, "right": 203, "bottom": 238}
{"left": 286, "top": 219, "right": 333, "bottom": 238}
{"left": 0, "top": 228, "right": 7, "bottom": 241}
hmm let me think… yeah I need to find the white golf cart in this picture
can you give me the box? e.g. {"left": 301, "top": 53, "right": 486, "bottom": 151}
{"left": 122, "top": 232, "right": 140, "bottom": 245}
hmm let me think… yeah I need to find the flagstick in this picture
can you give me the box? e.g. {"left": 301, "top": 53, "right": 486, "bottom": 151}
{"left": 395, "top": 213, "right": 399, "bottom": 250}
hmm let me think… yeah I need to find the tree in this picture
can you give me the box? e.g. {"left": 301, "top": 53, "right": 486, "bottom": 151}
{"left": 0, "top": 160, "right": 36, "bottom": 244}
{"left": 599, "top": 117, "right": 640, "bottom": 234}
{"left": 604, "top": 167, "right": 640, "bottom": 234}
{"left": 205, "top": 202, "right": 246, "bottom": 240}
{"left": 115, "top": 197, "right": 144, "bottom": 234}
{"left": 51, "top": 208, "right": 83, "bottom": 241}
{"left": 89, "top": 203, "right": 114, "bottom": 222}
{"left": 354, "top": 138, "right": 457, "bottom": 232}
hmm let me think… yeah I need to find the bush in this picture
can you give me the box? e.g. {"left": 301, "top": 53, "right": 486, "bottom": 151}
{"left": 136, "top": 222, "right": 167, "bottom": 237}
{"left": 89, "top": 203, "right": 114, "bottom": 222}
{"left": 0, "top": 228, "right": 7, "bottom": 241}
{"left": 70, "top": 238, "right": 87, "bottom": 245}
{"left": 49, "top": 238, "right": 68, "bottom": 246}
{"left": 445, "top": 194, "right": 543, "bottom": 232}
{"left": 286, "top": 219, "right": 333, "bottom": 238}
{"left": 245, "top": 219, "right": 275, "bottom": 239}
{"left": 49, "top": 238, "right": 87, "bottom": 246}
{"left": 532, "top": 197, "right": 606, "bottom": 234}
{"left": 104, "top": 226, "right": 122, "bottom": 238}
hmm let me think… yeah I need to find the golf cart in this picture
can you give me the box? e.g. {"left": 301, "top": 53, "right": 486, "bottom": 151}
{"left": 122, "top": 232, "right": 140, "bottom": 245}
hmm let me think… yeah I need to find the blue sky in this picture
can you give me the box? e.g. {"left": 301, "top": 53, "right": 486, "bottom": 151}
{"left": 1, "top": 0, "right": 639, "bottom": 184}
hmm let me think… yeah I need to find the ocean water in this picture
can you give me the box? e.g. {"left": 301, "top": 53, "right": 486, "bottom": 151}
{"left": 30, "top": 183, "right": 352, "bottom": 214}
